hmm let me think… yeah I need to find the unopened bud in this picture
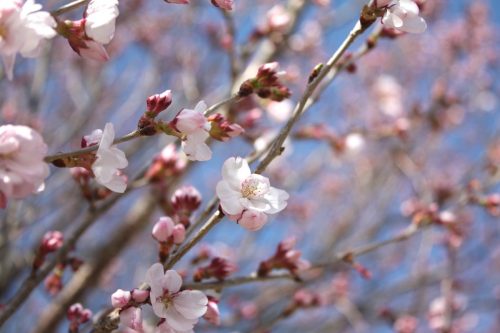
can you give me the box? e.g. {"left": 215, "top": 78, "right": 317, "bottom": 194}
{"left": 146, "top": 90, "right": 172, "bottom": 117}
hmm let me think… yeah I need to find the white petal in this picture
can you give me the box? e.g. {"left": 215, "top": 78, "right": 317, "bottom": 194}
{"left": 173, "top": 290, "right": 208, "bottom": 319}
{"left": 401, "top": 14, "right": 427, "bottom": 33}
{"left": 399, "top": 0, "right": 420, "bottom": 15}
{"left": 221, "top": 157, "right": 251, "bottom": 189}
{"left": 216, "top": 181, "right": 244, "bottom": 215}
{"left": 162, "top": 270, "right": 182, "bottom": 293}
{"left": 165, "top": 306, "right": 197, "bottom": 332}
{"left": 194, "top": 100, "right": 207, "bottom": 114}
{"left": 145, "top": 263, "right": 165, "bottom": 294}
{"left": 263, "top": 187, "right": 289, "bottom": 214}
{"left": 101, "top": 172, "right": 126, "bottom": 193}
{"left": 99, "top": 123, "right": 115, "bottom": 149}
{"left": 240, "top": 197, "right": 271, "bottom": 212}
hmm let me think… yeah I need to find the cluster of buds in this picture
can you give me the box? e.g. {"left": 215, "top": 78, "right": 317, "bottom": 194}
{"left": 152, "top": 216, "right": 186, "bottom": 262}
{"left": 171, "top": 185, "right": 202, "bottom": 227}
{"left": 257, "top": 237, "right": 310, "bottom": 279}
{"left": 44, "top": 256, "right": 84, "bottom": 295}
{"left": 238, "top": 62, "right": 291, "bottom": 102}
{"left": 111, "top": 288, "right": 150, "bottom": 309}
{"left": 193, "top": 257, "right": 237, "bottom": 282}
{"left": 138, "top": 89, "right": 173, "bottom": 136}
{"left": 67, "top": 303, "right": 92, "bottom": 333}
{"left": 207, "top": 113, "right": 244, "bottom": 142}
{"left": 33, "top": 231, "right": 64, "bottom": 271}
{"left": 280, "top": 289, "right": 323, "bottom": 319}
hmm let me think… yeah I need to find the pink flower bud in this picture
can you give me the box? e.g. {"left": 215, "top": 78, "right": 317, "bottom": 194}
{"left": 131, "top": 289, "right": 149, "bottom": 303}
{"left": 238, "top": 210, "right": 268, "bottom": 231}
{"left": 111, "top": 289, "right": 131, "bottom": 308}
{"left": 208, "top": 113, "right": 244, "bottom": 142}
{"left": 152, "top": 217, "right": 175, "bottom": 242}
{"left": 204, "top": 298, "right": 221, "bottom": 325}
{"left": 211, "top": 0, "right": 233, "bottom": 10}
{"left": 146, "top": 89, "right": 172, "bottom": 116}
{"left": 41, "top": 231, "right": 64, "bottom": 252}
{"left": 172, "top": 224, "right": 186, "bottom": 244}
{"left": 171, "top": 185, "right": 202, "bottom": 215}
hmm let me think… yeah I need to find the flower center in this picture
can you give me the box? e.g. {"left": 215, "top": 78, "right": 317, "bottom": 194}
{"left": 241, "top": 175, "right": 269, "bottom": 199}
{"left": 157, "top": 289, "right": 175, "bottom": 308}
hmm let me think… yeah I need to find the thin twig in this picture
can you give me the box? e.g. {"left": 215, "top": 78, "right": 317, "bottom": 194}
{"left": 51, "top": 0, "right": 89, "bottom": 16}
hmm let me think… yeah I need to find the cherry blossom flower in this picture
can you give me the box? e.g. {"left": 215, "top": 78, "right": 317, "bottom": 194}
{"left": 145, "top": 264, "right": 208, "bottom": 332}
{"left": 0, "top": 0, "right": 56, "bottom": 79}
{"left": 90, "top": 123, "right": 128, "bottom": 193}
{"left": 381, "top": 0, "right": 427, "bottom": 34}
{"left": 216, "top": 157, "right": 289, "bottom": 230}
{"left": 173, "top": 101, "right": 212, "bottom": 161}
{"left": 152, "top": 216, "right": 186, "bottom": 245}
{"left": 0, "top": 124, "right": 49, "bottom": 208}
{"left": 84, "top": 0, "right": 119, "bottom": 45}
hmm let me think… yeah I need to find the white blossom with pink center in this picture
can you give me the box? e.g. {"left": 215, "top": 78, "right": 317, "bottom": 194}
{"left": 84, "top": 0, "right": 119, "bottom": 45}
{"left": 90, "top": 123, "right": 128, "bottom": 193}
{"left": 175, "top": 101, "right": 212, "bottom": 161}
{"left": 0, "top": 0, "right": 56, "bottom": 79}
{"left": 216, "top": 157, "right": 289, "bottom": 231}
{"left": 381, "top": 0, "right": 427, "bottom": 34}
{"left": 0, "top": 124, "right": 49, "bottom": 208}
{"left": 145, "top": 263, "right": 208, "bottom": 333}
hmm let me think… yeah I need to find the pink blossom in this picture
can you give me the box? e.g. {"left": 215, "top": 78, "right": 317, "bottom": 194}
{"left": 172, "top": 224, "right": 186, "bottom": 244}
{"left": 0, "top": 0, "right": 56, "bottom": 79}
{"left": 204, "top": 297, "right": 221, "bottom": 325}
{"left": 164, "top": 0, "right": 190, "bottom": 4}
{"left": 145, "top": 263, "right": 208, "bottom": 332}
{"left": 174, "top": 101, "right": 212, "bottom": 161}
{"left": 238, "top": 210, "right": 268, "bottom": 231}
{"left": 131, "top": 289, "right": 149, "bottom": 303}
{"left": 152, "top": 217, "right": 175, "bottom": 242}
{"left": 266, "top": 5, "right": 291, "bottom": 32}
{"left": 111, "top": 289, "right": 131, "bottom": 308}
{"left": 0, "top": 124, "right": 49, "bottom": 207}
{"left": 381, "top": 0, "right": 427, "bottom": 34}
{"left": 211, "top": 0, "right": 233, "bottom": 11}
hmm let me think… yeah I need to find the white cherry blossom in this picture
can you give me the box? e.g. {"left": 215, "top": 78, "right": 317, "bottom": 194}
{"left": 145, "top": 264, "right": 207, "bottom": 333}
{"left": 381, "top": 0, "right": 427, "bottom": 34}
{"left": 175, "top": 101, "right": 212, "bottom": 161}
{"left": 91, "top": 123, "right": 128, "bottom": 193}
{"left": 216, "top": 157, "right": 289, "bottom": 230}
{"left": 84, "top": 0, "right": 119, "bottom": 45}
{"left": 0, "top": 0, "right": 56, "bottom": 79}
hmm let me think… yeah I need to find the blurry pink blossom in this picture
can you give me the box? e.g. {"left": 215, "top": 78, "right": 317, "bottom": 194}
{"left": 266, "top": 5, "right": 291, "bottom": 32}
{"left": 145, "top": 263, "right": 208, "bottom": 332}
{"left": 381, "top": 0, "right": 427, "bottom": 33}
{"left": 372, "top": 75, "right": 403, "bottom": 117}
{"left": 211, "top": 0, "right": 233, "bottom": 11}
{"left": 394, "top": 315, "right": 418, "bottom": 333}
{"left": 266, "top": 100, "right": 293, "bottom": 123}
{"left": 0, "top": 0, "right": 56, "bottom": 79}
{"left": 204, "top": 296, "right": 221, "bottom": 325}
{"left": 0, "top": 124, "right": 49, "bottom": 208}
{"left": 164, "top": 0, "right": 190, "bottom": 4}
{"left": 216, "top": 157, "right": 289, "bottom": 231}
{"left": 91, "top": 123, "right": 128, "bottom": 193}
{"left": 173, "top": 101, "right": 212, "bottom": 161}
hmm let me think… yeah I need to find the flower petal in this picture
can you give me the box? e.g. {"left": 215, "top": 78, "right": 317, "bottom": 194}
{"left": 221, "top": 157, "right": 251, "bottom": 189}
{"left": 173, "top": 290, "right": 208, "bottom": 319}
{"left": 216, "top": 181, "right": 244, "bottom": 215}
{"left": 162, "top": 270, "right": 182, "bottom": 293}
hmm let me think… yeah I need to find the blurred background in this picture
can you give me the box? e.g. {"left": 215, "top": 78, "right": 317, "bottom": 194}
{"left": 0, "top": 0, "right": 499, "bottom": 332}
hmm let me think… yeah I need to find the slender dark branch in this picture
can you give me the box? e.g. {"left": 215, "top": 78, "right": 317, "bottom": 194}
{"left": 51, "top": 0, "right": 89, "bottom": 16}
